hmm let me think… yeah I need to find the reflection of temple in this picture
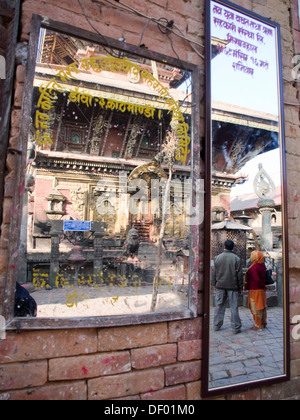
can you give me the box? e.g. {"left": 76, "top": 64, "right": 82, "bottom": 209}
{"left": 211, "top": 101, "right": 283, "bottom": 306}
{"left": 211, "top": 33, "right": 280, "bottom": 231}
{"left": 212, "top": 101, "right": 279, "bottom": 175}
{"left": 231, "top": 186, "right": 283, "bottom": 251}
{"left": 211, "top": 100, "right": 280, "bottom": 263}
{"left": 22, "top": 30, "right": 193, "bottom": 285}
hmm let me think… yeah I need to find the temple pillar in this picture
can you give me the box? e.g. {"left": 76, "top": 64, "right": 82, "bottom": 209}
{"left": 92, "top": 222, "right": 106, "bottom": 283}
{"left": 258, "top": 198, "right": 275, "bottom": 251}
{"left": 49, "top": 234, "right": 60, "bottom": 287}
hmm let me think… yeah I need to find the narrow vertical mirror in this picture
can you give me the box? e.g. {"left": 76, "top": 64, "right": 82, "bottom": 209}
{"left": 203, "top": 0, "right": 289, "bottom": 396}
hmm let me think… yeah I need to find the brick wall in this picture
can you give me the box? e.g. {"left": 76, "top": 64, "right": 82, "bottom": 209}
{"left": 0, "top": 320, "right": 201, "bottom": 400}
{"left": 0, "top": 0, "right": 300, "bottom": 400}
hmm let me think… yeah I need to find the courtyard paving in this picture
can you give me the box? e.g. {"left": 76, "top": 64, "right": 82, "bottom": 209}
{"left": 209, "top": 306, "right": 285, "bottom": 389}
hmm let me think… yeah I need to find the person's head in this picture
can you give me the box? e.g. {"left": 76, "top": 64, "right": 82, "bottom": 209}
{"left": 250, "top": 250, "right": 265, "bottom": 265}
{"left": 224, "top": 240, "right": 235, "bottom": 251}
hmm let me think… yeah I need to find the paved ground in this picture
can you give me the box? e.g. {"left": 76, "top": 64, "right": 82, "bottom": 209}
{"left": 33, "top": 284, "right": 188, "bottom": 318}
{"left": 209, "top": 306, "right": 285, "bottom": 390}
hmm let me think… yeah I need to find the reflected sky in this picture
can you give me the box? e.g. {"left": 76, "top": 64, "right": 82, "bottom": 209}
{"left": 211, "top": 0, "right": 280, "bottom": 116}
{"left": 231, "top": 149, "right": 282, "bottom": 197}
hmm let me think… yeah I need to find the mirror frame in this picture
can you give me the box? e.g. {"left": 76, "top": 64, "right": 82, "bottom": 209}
{"left": 202, "top": 0, "right": 290, "bottom": 398}
{"left": 2, "top": 14, "right": 202, "bottom": 331}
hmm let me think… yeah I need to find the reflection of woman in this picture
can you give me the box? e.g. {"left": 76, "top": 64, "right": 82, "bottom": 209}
{"left": 244, "top": 251, "right": 267, "bottom": 331}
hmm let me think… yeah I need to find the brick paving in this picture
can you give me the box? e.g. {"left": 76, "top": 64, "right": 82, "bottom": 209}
{"left": 209, "top": 307, "right": 285, "bottom": 389}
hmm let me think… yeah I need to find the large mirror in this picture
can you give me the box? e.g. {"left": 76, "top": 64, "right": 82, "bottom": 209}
{"left": 10, "top": 17, "right": 201, "bottom": 326}
{"left": 203, "top": 0, "right": 289, "bottom": 396}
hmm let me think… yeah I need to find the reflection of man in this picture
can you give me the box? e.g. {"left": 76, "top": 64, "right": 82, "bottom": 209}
{"left": 212, "top": 240, "right": 243, "bottom": 334}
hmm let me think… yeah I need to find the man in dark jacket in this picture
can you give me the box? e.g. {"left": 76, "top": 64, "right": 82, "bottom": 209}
{"left": 212, "top": 240, "right": 243, "bottom": 334}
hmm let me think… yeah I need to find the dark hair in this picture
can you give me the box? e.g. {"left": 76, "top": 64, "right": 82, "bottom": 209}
{"left": 225, "top": 240, "right": 235, "bottom": 251}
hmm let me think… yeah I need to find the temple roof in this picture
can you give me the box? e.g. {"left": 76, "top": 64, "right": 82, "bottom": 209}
{"left": 34, "top": 150, "right": 191, "bottom": 175}
{"left": 212, "top": 219, "right": 252, "bottom": 231}
{"left": 212, "top": 100, "right": 279, "bottom": 132}
{"left": 231, "top": 186, "right": 282, "bottom": 212}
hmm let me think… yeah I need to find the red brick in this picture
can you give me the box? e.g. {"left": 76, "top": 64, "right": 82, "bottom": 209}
{"left": 15, "top": 65, "right": 26, "bottom": 84}
{"left": 3, "top": 172, "right": 17, "bottom": 199}
{"left": 98, "top": 323, "right": 167, "bottom": 351}
{"left": 21, "top": 1, "right": 96, "bottom": 40}
{"left": 2, "top": 198, "right": 13, "bottom": 224}
{"left": 131, "top": 344, "right": 177, "bottom": 369}
{"left": 0, "top": 361, "right": 47, "bottom": 391}
{"left": 0, "top": 250, "right": 7, "bottom": 275}
{"left": 291, "top": 340, "right": 300, "bottom": 360}
{"left": 88, "top": 368, "right": 164, "bottom": 400}
{"left": 165, "top": 361, "right": 201, "bottom": 386}
{"left": 141, "top": 385, "right": 186, "bottom": 400}
{"left": 147, "top": 3, "right": 188, "bottom": 32}
{"left": 49, "top": 351, "right": 131, "bottom": 381}
{"left": 6, "top": 153, "right": 17, "bottom": 175}
{"left": 187, "top": 17, "right": 205, "bottom": 37}
{"left": 14, "top": 84, "right": 24, "bottom": 108}
{"left": 101, "top": 5, "right": 147, "bottom": 36}
{"left": 261, "top": 377, "right": 300, "bottom": 400}
{"left": 291, "top": 302, "right": 300, "bottom": 321}
{"left": 291, "top": 359, "right": 300, "bottom": 378}
{"left": 230, "top": 389, "right": 261, "bottom": 400}
{"left": 178, "top": 340, "right": 202, "bottom": 361}
{"left": 0, "top": 329, "right": 98, "bottom": 364}
{"left": 167, "top": 0, "right": 201, "bottom": 19}
{"left": 10, "top": 109, "right": 20, "bottom": 129}
{"left": 149, "top": 0, "right": 168, "bottom": 7}
{"left": 290, "top": 286, "right": 300, "bottom": 303}
{"left": 113, "top": 395, "right": 141, "bottom": 401}
{"left": 186, "top": 381, "right": 201, "bottom": 400}
{"left": 47, "top": 0, "right": 100, "bottom": 16}
{"left": 286, "top": 122, "right": 299, "bottom": 139}
{"left": 8, "top": 135, "right": 20, "bottom": 149}
{"left": 0, "top": 381, "right": 87, "bottom": 400}
{"left": 168, "top": 319, "right": 202, "bottom": 343}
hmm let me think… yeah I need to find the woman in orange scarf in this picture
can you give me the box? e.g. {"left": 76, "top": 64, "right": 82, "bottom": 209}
{"left": 244, "top": 251, "right": 267, "bottom": 330}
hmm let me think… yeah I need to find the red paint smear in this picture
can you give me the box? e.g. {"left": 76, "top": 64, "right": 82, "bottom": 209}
{"left": 103, "top": 356, "right": 115, "bottom": 364}
{"left": 82, "top": 366, "right": 88, "bottom": 375}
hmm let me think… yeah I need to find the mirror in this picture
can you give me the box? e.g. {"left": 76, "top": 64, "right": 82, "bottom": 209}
{"left": 14, "top": 18, "right": 201, "bottom": 324}
{"left": 203, "top": 0, "right": 289, "bottom": 395}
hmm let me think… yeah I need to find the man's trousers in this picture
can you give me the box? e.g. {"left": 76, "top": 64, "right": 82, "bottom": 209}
{"left": 214, "top": 289, "right": 242, "bottom": 333}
